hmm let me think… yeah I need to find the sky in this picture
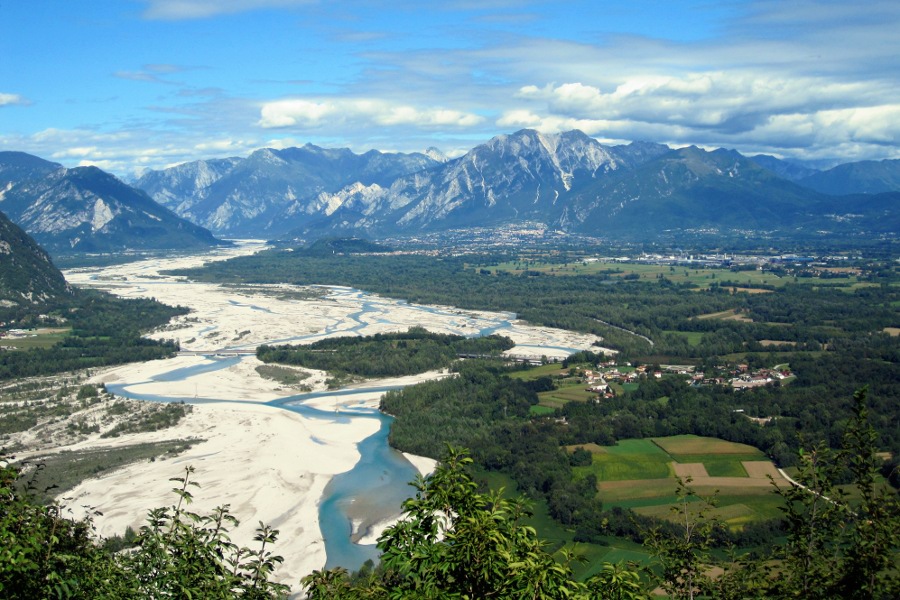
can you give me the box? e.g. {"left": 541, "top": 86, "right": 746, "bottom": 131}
{"left": 1, "top": 0, "right": 898, "bottom": 176}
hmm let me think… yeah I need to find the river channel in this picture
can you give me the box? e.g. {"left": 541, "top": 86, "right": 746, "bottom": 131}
{"left": 66, "top": 242, "right": 603, "bottom": 573}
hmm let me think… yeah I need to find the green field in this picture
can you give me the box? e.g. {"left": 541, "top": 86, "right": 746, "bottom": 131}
{"left": 573, "top": 438, "right": 673, "bottom": 481}
{"left": 507, "top": 363, "right": 568, "bottom": 380}
{"left": 651, "top": 434, "right": 763, "bottom": 455}
{"left": 687, "top": 457, "right": 750, "bottom": 477}
{"left": 537, "top": 386, "right": 597, "bottom": 408}
{"left": 663, "top": 330, "right": 704, "bottom": 346}
{"left": 1, "top": 327, "right": 71, "bottom": 349}
{"left": 572, "top": 435, "right": 787, "bottom": 530}
{"left": 482, "top": 260, "right": 863, "bottom": 291}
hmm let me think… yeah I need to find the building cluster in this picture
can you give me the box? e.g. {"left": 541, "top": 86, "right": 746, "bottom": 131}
{"left": 729, "top": 364, "right": 794, "bottom": 390}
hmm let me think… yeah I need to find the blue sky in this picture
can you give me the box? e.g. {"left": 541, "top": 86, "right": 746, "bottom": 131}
{"left": 1, "top": 0, "right": 897, "bottom": 175}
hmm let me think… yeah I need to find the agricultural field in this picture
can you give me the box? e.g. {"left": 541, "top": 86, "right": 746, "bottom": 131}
{"left": 482, "top": 259, "right": 867, "bottom": 291}
{"left": 695, "top": 309, "right": 753, "bottom": 322}
{"left": 536, "top": 386, "right": 597, "bottom": 409}
{"left": 506, "top": 363, "right": 568, "bottom": 380}
{"left": 662, "top": 330, "right": 704, "bottom": 346}
{"left": 571, "top": 435, "right": 788, "bottom": 530}
{"left": 0, "top": 327, "right": 71, "bottom": 350}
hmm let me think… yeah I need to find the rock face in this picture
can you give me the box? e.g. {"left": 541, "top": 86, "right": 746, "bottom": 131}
{"left": 134, "top": 145, "right": 441, "bottom": 237}
{"left": 0, "top": 208, "right": 71, "bottom": 314}
{"left": 0, "top": 152, "right": 221, "bottom": 253}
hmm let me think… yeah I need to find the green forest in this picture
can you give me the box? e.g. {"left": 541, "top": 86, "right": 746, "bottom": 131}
{"left": 0, "top": 290, "right": 185, "bottom": 380}
{"left": 169, "top": 245, "right": 900, "bottom": 595}
{"left": 3, "top": 393, "right": 897, "bottom": 599}
{"left": 257, "top": 327, "right": 514, "bottom": 378}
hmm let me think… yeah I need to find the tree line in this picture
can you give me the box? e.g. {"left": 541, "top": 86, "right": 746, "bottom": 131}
{"left": 0, "top": 290, "right": 186, "bottom": 380}
{"left": 257, "top": 327, "right": 514, "bottom": 378}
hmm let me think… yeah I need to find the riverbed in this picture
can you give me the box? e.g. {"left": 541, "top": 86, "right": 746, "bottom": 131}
{"left": 61, "top": 241, "right": 606, "bottom": 588}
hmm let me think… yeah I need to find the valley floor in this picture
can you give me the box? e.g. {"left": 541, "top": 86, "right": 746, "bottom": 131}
{"left": 34, "top": 241, "right": 603, "bottom": 589}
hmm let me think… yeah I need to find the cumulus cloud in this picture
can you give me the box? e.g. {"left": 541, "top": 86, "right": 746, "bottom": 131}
{"left": 258, "top": 98, "right": 484, "bottom": 130}
{"left": 499, "top": 69, "right": 900, "bottom": 163}
{"left": 515, "top": 74, "right": 887, "bottom": 134}
{"left": 142, "top": 0, "right": 314, "bottom": 20}
{"left": 0, "top": 93, "right": 29, "bottom": 106}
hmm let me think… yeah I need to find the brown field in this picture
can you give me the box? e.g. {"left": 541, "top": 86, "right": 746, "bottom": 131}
{"left": 696, "top": 309, "right": 753, "bottom": 322}
{"left": 728, "top": 287, "right": 773, "bottom": 294}
{"left": 682, "top": 477, "right": 776, "bottom": 489}
{"left": 821, "top": 267, "right": 861, "bottom": 275}
{"left": 652, "top": 435, "right": 762, "bottom": 455}
{"left": 564, "top": 443, "right": 607, "bottom": 454}
{"left": 597, "top": 476, "right": 782, "bottom": 503}
{"left": 597, "top": 479, "right": 682, "bottom": 501}
{"left": 742, "top": 461, "right": 781, "bottom": 479}
{"left": 672, "top": 462, "right": 709, "bottom": 478}
{"left": 884, "top": 327, "right": 900, "bottom": 337}
{"left": 759, "top": 340, "right": 797, "bottom": 347}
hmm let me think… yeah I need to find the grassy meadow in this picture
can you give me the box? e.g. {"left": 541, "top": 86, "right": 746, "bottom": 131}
{"left": 0, "top": 327, "right": 71, "bottom": 349}
{"left": 481, "top": 259, "right": 869, "bottom": 292}
{"left": 571, "top": 435, "right": 787, "bottom": 530}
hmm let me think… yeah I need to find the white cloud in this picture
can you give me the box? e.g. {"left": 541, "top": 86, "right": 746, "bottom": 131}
{"left": 1, "top": 127, "right": 261, "bottom": 177}
{"left": 193, "top": 139, "right": 250, "bottom": 152}
{"left": 142, "top": 0, "right": 314, "bottom": 20}
{"left": 0, "top": 93, "right": 29, "bottom": 106}
{"left": 515, "top": 74, "right": 888, "bottom": 135}
{"left": 258, "top": 98, "right": 484, "bottom": 130}
{"left": 51, "top": 147, "right": 100, "bottom": 159}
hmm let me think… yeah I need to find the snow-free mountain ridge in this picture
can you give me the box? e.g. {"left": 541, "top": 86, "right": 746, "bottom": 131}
{"left": 4, "top": 129, "right": 898, "bottom": 249}
{"left": 0, "top": 152, "right": 221, "bottom": 253}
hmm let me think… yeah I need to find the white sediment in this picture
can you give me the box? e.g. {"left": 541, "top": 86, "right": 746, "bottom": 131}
{"left": 58, "top": 241, "right": 603, "bottom": 590}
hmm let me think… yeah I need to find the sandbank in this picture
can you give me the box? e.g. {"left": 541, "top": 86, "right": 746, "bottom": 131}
{"left": 58, "top": 241, "right": 600, "bottom": 589}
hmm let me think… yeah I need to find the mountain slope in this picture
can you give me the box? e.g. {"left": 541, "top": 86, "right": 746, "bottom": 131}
{"left": 114, "top": 130, "right": 900, "bottom": 242}
{"left": 798, "top": 159, "right": 900, "bottom": 195}
{"left": 0, "top": 154, "right": 221, "bottom": 253}
{"left": 299, "top": 135, "right": 850, "bottom": 239}
{"left": 0, "top": 151, "right": 62, "bottom": 187}
{"left": 562, "top": 147, "right": 825, "bottom": 236}
{"left": 0, "top": 209, "right": 71, "bottom": 317}
{"left": 749, "top": 154, "right": 820, "bottom": 181}
{"left": 133, "top": 157, "right": 242, "bottom": 215}
{"left": 306, "top": 129, "right": 656, "bottom": 236}
{"left": 135, "top": 145, "right": 441, "bottom": 236}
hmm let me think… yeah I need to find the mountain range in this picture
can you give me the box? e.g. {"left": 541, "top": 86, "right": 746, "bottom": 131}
{"left": 134, "top": 146, "right": 441, "bottom": 237}
{"left": 134, "top": 129, "right": 900, "bottom": 242}
{"left": 2, "top": 130, "right": 898, "bottom": 252}
{"left": 0, "top": 152, "right": 221, "bottom": 253}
